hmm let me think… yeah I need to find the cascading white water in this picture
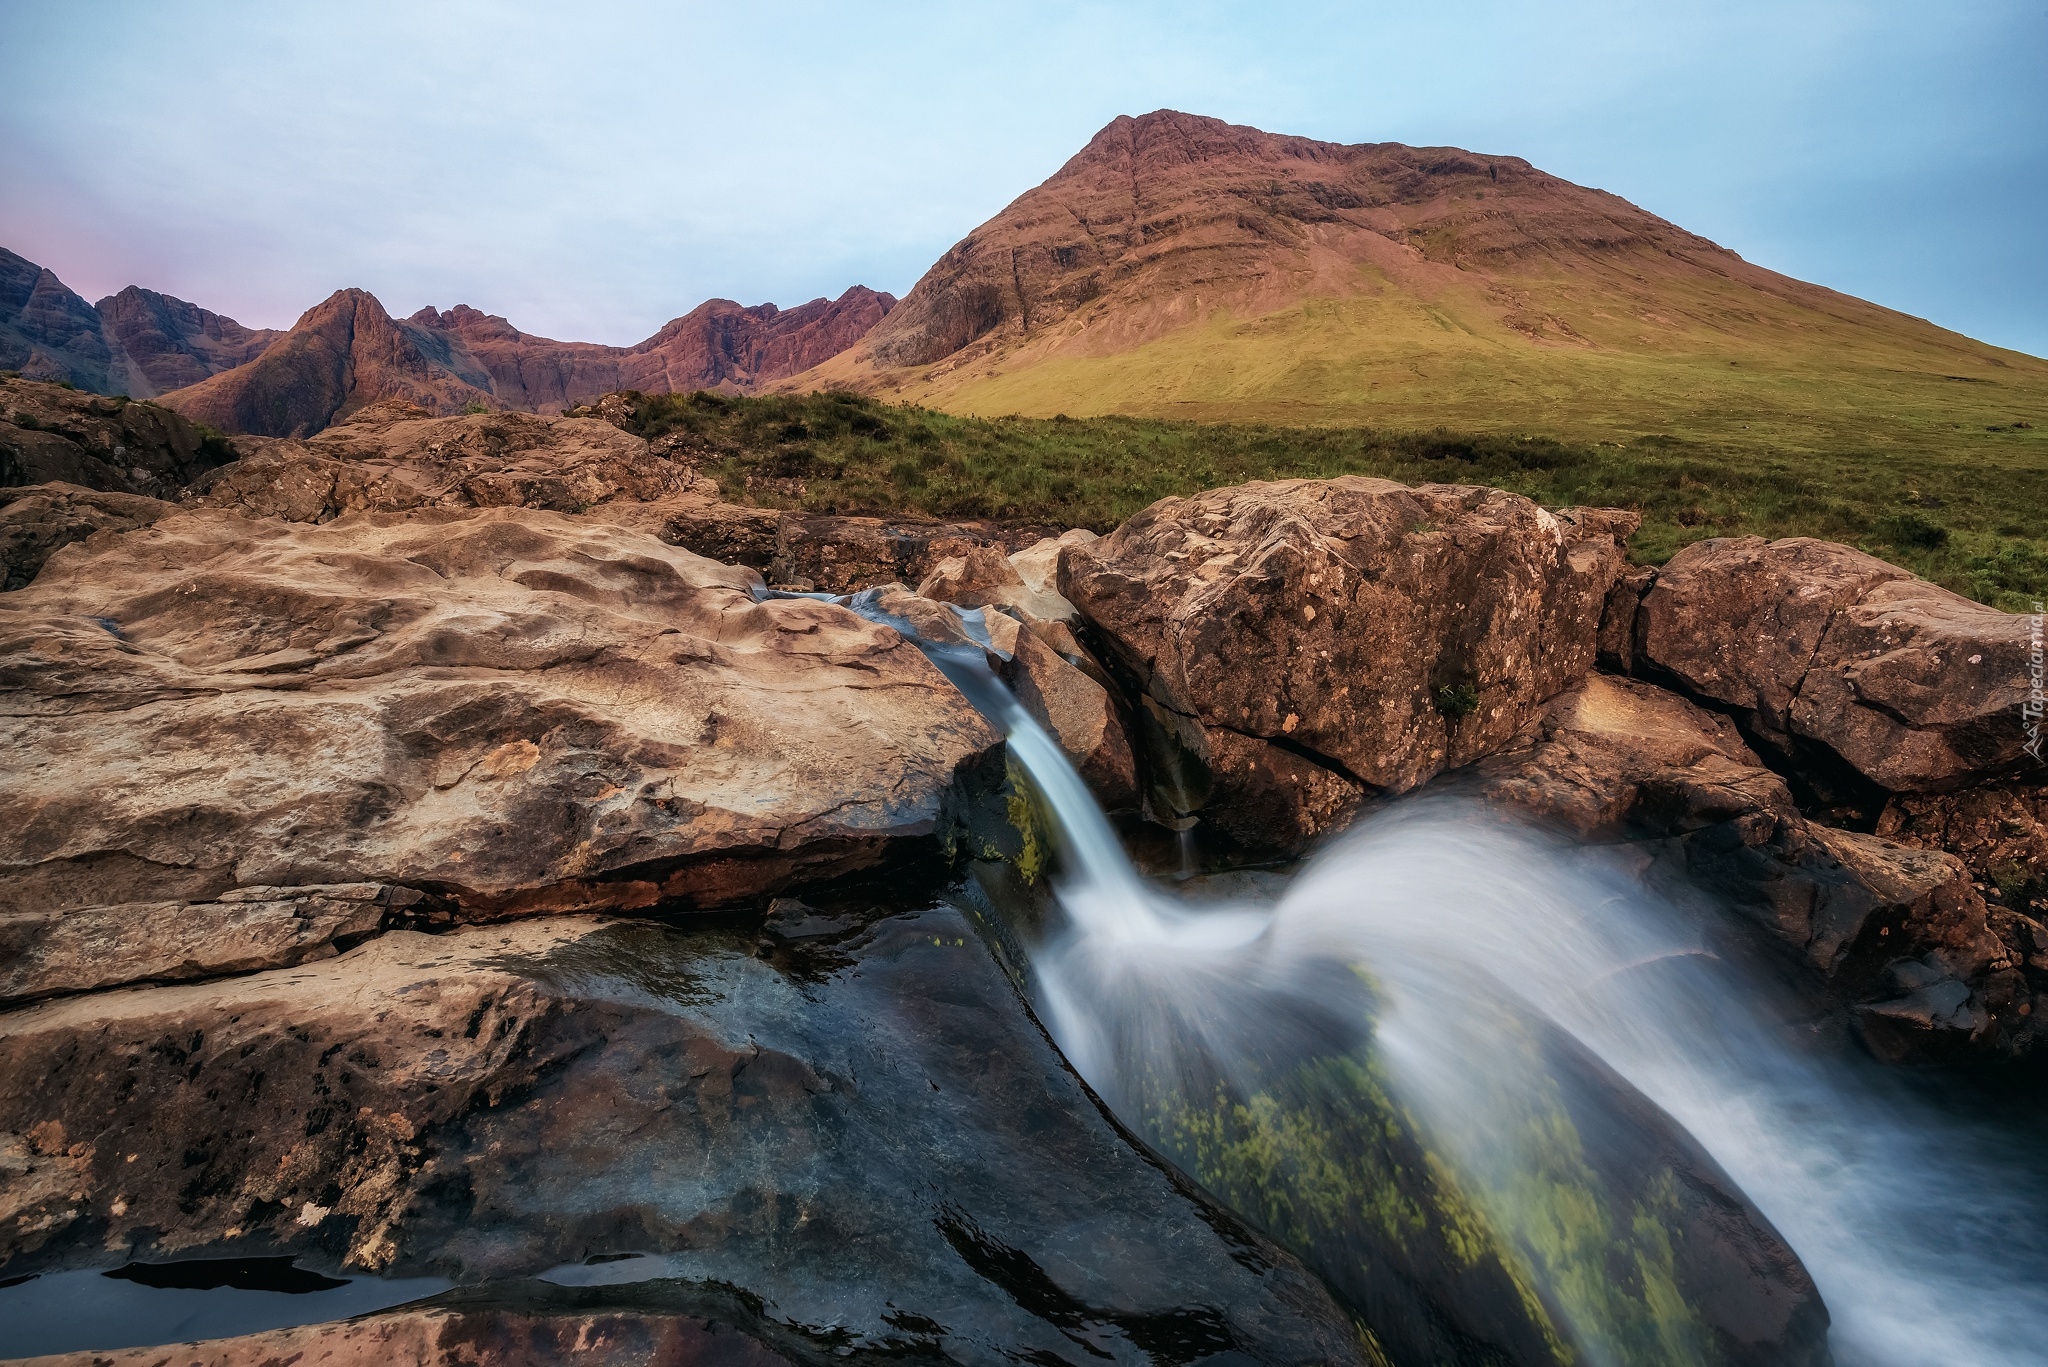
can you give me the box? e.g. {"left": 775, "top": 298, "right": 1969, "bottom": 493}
{"left": 1022, "top": 745, "right": 2048, "bottom": 1366}
{"left": 850, "top": 594, "right": 2048, "bottom": 1365}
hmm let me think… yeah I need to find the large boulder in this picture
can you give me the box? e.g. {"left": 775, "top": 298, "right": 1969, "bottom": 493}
{"left": 1474, "top": 674, "right": 2040, "bottom": 1060}
{"left": 0, "top": 506, "right": 1000, "bottom": 921}
{"left": 0, "top": 909, "right": 1371, "bottom": 1363}
{"left": 1060, "top": 477, "right": 1636, "bottom": 848}
{"left": 0, "top": 482, "right": 173, "bottom": 590}
{"left": 1634, "top": 536, "right": 2036, "bottom": 795}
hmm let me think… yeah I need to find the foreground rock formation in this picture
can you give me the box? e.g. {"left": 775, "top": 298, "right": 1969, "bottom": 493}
{"left": 0, "top": 910, "right": 1370, "bottom": 1363}
{"left": 0, "top": 506, "right": 999, "bottom": 942}
{"left": 1, "top": 376, "right": 229, "bottom": 498}
{"left": 1059, "top": 476, "right": 1635, "bottom": 845}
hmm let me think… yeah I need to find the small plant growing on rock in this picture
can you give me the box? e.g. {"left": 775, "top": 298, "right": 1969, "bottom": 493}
{"left": 1433, "top": 682, "right": 1480, "bottom": 721}
{"left": 463, "top": 399, "right": 489, "bottom": 415}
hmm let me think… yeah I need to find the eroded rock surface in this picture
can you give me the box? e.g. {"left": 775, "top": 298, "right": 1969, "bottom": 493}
{"left": 0, "top": 883, "right": 408, "bottom": 1007}
{"left": 1635, "top": 536, "right": 2036, "bottom": 795}
{"left": 1474, "top": 674, "right": 2040, "bottom": 1059}
{"left": 0, "top": 506, "right": 999, "bottom": 919}
{"left": 0, "top": 910, "right": 1370, "bottom": 1364}
{"left": 0, "top": 482, "right": 173, "bottom": 590}
{"left": 1061, "top": 477, "right": 1635, "bottom": 848}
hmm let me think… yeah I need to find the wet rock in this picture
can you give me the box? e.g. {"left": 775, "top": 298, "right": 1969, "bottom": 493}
{"left": 0, "top": 377, "right": 230, "bottom": 499}
{"left": 0, "top": 883, "right": 411, "bottom": 1007}
{"left": 981, "top": 609, "right": 1140, "bottom": 809}
{"left": 1474, "top": 674, "right": 2039, "bottom": 1059}
{"left": 1635, "top": 536, "right": 2036, "bottom": 795}
{"left": 1060, "top": 477, "right": 1635, "bottom": 846}
{"left": 0, "top": 482, "right": 172, "bottom": 590}
{"left": 0, "top": 506, "right": 999, "bottom": 920}
{"left": 920, "top": 540, "right": 1079, "bottom": 624}
{"left": 10, "top": 1300, "right": 800, "bottom": 1367}
{"left": 0, "top": 910, "right": 1371, "bottom": 1363}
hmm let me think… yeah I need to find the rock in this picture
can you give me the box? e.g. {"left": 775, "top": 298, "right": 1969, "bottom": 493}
{"left": 770, "top": 513, "right": 1012, "bottom": 593}
{"left": 0, "top": 506, "right": 1000, "bottom": 920}
{"left": 0, "top": 910, "right": 1371, "bottom": 1363}
{"left": 0, "top": 482, "right": 173, "bottom": 590}
{"left": 1060, "top": 477, "right": 1635, "bottom": 845}
{"left": 0, "top": 883, "right": 412, "bottom": 1007}
{"left": 193, "top": 406, "right": 710, "bottom": 521}
{"left": 921, "top": 540, "right": 1081, "bottom": 624}
{"left": 1877, "top": 779, "right": 2048, "bottom": 918}
{"left": 1000, "top": 618, "right": 1139, "bottom": 809}
{"left": 1, "top": 377, "right": 230, "bottom": 498}
{"left": 9, "top": 1302, "right": 801, "bottom": 1367}
{"left": 1011, "top": 529, "right": 1098, "bottom": 597}
{"left": 1597, "top": 562, "right": 1653, "bottom": 674}
{"left": 1473, "top": 674, "right": 2040, "bottom": 1059}
{"left": 1635, "top": 536, "right": 2037, "bottom": 795}
{"left": 0, "top": 250, "right": 120, "bottom": 394}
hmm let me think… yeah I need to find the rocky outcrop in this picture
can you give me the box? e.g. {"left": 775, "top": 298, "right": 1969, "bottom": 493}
{"left": 193, "top": 402, "right": 709, "bottom": 520}
{"left": 94, "top": 286, "right": 283, "bottom": 397}
{"left": 1634, "top": 536, "right": 2036, "bottom": 797}
{"left": 771, "top": 512, "right": 1046, "bottom": 594}
{"left": 1474, "top": 674, "right": 2039, "bottom": 1060}
{"left": 1060, "top": 477, "right": 1635, "bottom": 848}
{"left": 0, "top": 506, "right": 1000, "bottom": 920}
{"left": 1, "top": 377, "right": 230, "bottom": 498}
{"left": 0, "top": 483, "right": 173, "bottom": 590}
{"left": 156, "top": 288, "right": 896, "bottom": 438}
{"left": 0, "top": 911, "right": 1371, "bottom": 1362}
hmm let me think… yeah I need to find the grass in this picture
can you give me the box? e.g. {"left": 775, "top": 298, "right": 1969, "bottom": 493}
{"left": 609, "top": 389, "right": 2048, "bottom": 611}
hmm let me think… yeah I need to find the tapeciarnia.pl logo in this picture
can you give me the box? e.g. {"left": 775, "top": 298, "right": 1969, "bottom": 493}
{"left": 2026, "top": 602, "right": 2045, "bottom": 763}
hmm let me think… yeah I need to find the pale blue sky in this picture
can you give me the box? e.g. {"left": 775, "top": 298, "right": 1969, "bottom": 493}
{"left": 3, "top": 0, "right": 2043, "bottom": 355}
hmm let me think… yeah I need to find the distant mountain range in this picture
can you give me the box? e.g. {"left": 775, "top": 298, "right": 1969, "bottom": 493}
{"left": 7, "top": 110, "right": 2044, "bottom": 449}
{"left": 0, "top": 246, "right": 891, "bottom": 436}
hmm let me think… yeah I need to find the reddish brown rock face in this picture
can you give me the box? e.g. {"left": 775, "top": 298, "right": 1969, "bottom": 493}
{"left": 94, "top": 286, "right": 283, "bottom": 397}
{"left": 1059, "top": 477, "right": 1635, "bottom": 844}
{"left": 0, "top": 506, "right": 999, "bottom": 920}
{"left": 1635, "top": 536, "right": 2037, "bottom": 795}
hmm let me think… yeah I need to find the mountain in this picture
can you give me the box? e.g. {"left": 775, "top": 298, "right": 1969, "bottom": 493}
{"left": 1, "top": 248, "right": 282, "bottom": 398}
{"left": 159, "top": 285, "right": 895, "bottom": 437}
{"left": 96, "top": 286, "right": 284, "bottom": 395}
{"left": 796, "top": 111, "right": 2048, "bottom": 453}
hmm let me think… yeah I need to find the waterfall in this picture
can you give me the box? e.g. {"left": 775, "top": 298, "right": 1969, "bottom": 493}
{"left": 849, "top": 593, "right": 2048, "bottom": 1367}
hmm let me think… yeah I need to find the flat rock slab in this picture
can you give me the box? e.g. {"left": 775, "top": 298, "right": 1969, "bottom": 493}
{"left": 0, "top": 908, "right": 1367, "bottom": 1364}
{"left": 0, "top": 506, "right": 999, "bottom": 918}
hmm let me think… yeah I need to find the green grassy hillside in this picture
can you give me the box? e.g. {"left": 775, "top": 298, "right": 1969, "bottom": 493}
{"left": 618, "top": 390, "right": 2048, "bottom": 611}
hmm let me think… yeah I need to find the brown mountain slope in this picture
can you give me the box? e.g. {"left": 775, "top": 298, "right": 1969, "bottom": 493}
{"left": 95, "top": 285, "right": 284, "bottom": 396}
{"left": 161, "top": 286, "right": 894, "bottom": 437}
{"left": 794, "top": 111, "right": 2048, "bottom": 454}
